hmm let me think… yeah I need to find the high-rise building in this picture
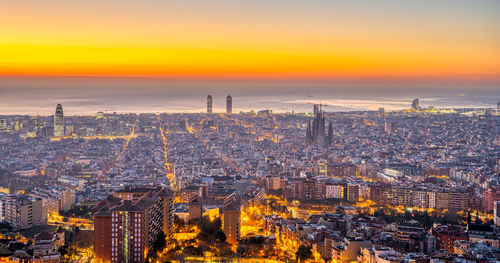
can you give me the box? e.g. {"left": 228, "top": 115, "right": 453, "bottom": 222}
{"left": 494, "top": 201, "right": 500, "bottom": 226}
{"left": 222, "top": 194, "right": 240, "bottom": 245}
{"left": 313, "top": 104, "right": 320, "bottom": 116}
{"left": 290, "top": 177, "right": 316, "bottom": 200}
{"left": 223, "top": 205, "right": 240, "bottom": 245}
{"left": 347, "top": 184, "right": 360, "bottom": 202}
{"left": 306, "top": 120, "right": 312, "bottom": 145}
{"left": 207, "top": 95, "right": 213, "bottom": 113}
{"left": 327, "top": 122, "right": 333, "bottom": 144}
{"left": 93, "top": 187, "right": 174, "bottom": 263}
{"left": 385, "top": 121, "right": 392, "bottom": 134}
{"left": 411, "top": 98, "right": 419, "bottom": 111}
{"left": 266, "top": 176, "right": 286, "bottom": 191}
{"left": 0, "top": 195, "right": 46, "bottom": 229}
{"left": 226, "top": 95, "right": 232, "bottom": 114}
{"left": 485, "top": 186, "right": 500, "bottom": 211}
{"left": 189, "top": 201, "right": 203, "bottom": 220}
{"left": 53, "top": 104, "right": 64, "bottom": 137}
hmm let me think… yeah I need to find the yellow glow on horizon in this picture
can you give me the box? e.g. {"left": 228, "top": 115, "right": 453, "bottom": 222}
{"left": 1, "top": 1, "right": 499, "bottom": 80}
{"left": 1, "top": 42, "right": 498, "bottom": 79}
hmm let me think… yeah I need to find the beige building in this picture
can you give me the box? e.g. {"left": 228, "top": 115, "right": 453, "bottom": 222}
{"left": 0, "top": 196, "right": 46, "bottom": 229}
{"left": 30, "top": 187, "right": 74, "bottom": 213}
{"left": 223, "top": 206, "right": 240, "bottom": 245}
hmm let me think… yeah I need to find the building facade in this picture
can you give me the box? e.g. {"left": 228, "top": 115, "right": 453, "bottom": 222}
{"left": 94, "top": 187, "right": 174, "bottom": 263}
{"left": 226, "top": 95, "right": 232, "bottom": 114}
{"left": 54, "top": 104, "right": 64, "bottom": 137}
{"left": 207, "top": 95, "right": 213, "bottom": 114}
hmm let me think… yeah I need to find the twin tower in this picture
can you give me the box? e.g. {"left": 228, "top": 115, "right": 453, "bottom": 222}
{"left": 207, "top": 95, "right": 232, "bottom": 114}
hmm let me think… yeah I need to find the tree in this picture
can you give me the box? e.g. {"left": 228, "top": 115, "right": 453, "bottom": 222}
{"left": 237, "top": 246, "right": 247, "bottom": 257}
{"left": 58, "top": 245, "right": 68, "bottom": 257}
{"left": 153, "top": 231, "right": 166, "bottom": 253}
{"left": 0, "top": 221, "right": 12, "bottom": 233}
{"left": 146, "top": 231, "right": 166, "bottom": 261}
{"left": 215, "top": 229, "right": 226, "bottom": 243}
{"left": 213, "top": 217, "right": 222, "bottom": 230}
{"left": 295, "top": 245, "right": 312, "bottom": 262}
{"left": 173, "top": 215, "right": 185, "bottom": 228}
{"left": 184, "top": 245, "right": 203, "bottom": 256}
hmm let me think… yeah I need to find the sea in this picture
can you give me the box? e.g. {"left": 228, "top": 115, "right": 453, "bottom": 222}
{"left": 0, "top": 77, "right": 498, "bottom": 115}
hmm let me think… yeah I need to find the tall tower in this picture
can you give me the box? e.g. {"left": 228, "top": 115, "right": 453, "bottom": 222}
{"left": 54, "top": 104, "right": 64, "bottom": 137}
{"left": 222, "top": 195, "right": 240, "bottom": 246}
{"left": 306, "top": 120, "right": 312, "bottom": 146}
{"left": 226, "top": 95, "right": 232, "bottom": 114}
{"left": 412, "top": 98, "right": 419, "bottom": 111}
{"left": 327, "top": 122, "right": 333, "bottom": 144}
{"left": 313, "top": 104, "right": 320, "bottom": 116}
{"left": 207, "top": 95, "right": 213, "bottom": 113}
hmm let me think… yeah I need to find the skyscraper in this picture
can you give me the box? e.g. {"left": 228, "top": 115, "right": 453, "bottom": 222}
{"left": 223, "top": 206, "right": 240, "bottom": 245}
{"left": 385, "top": 121, "right": 393, "bottom": 134}
{"left": 221, "top": 193, "right": 240, "bottom": 245}
{"left": 306, "top": 120, "right": 312, "bottom": 145}
{"left": 53, "top": 104, "right": 64, "bottom": 137}
{"left": 226, "top": 95, "right": 232, "bottom": 114}
{"left": 495, "top": 201, "right": 500, "bottom": 226}
{"left": 412, "top": 98, "right": 419, "bottom": 111}
{"left": 327, "top": 122, "right": 333, "bottom": 144}
{"left": 313, "top": 104, "right": 320, "bottom": 116}
{"left": 207, "top": 95, "right": 213, "bottom": 113}
{"left": 94, "top": 186, "right": 174, "bottom": 263}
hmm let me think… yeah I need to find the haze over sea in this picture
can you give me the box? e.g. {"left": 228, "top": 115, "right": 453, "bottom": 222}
{"left": 0, "top": 77, "right": 498, "bottom": 115}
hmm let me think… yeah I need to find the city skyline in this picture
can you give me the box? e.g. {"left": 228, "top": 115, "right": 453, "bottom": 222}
{"left": 0, "top": 1, "right": 499, "bottom": 262}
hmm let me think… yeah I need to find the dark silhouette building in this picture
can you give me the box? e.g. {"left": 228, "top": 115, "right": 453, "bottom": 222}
{"left": 207, "top": 95, "right": 213, "bottom": 113}
{"left": 412, "top": 98, "right": 419, "bottom": 110}
{"left": 327, "top": 122, "right": 333, "bottom": 144}
{"left": 226, "top": 95, "right": 232, "bottom": 114}
{"left": 306, "top": 107, "right": 332, "bottom": 146}
{"left": 313, "top": 104, "right": 320, "bottom": 116}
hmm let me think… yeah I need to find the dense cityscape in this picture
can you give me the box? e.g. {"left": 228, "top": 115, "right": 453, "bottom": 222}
{"left": 0, "top": 96, "right": 499, "bottom": 263}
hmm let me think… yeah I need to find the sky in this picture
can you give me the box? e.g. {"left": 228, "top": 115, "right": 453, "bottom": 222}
{"left": 1, "top": 0, "right": 499, "bottom": 83}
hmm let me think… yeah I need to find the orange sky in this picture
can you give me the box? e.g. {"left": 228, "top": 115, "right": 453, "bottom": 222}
{"left": 1, "top": 0, "right": 499, "bottom": 80}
